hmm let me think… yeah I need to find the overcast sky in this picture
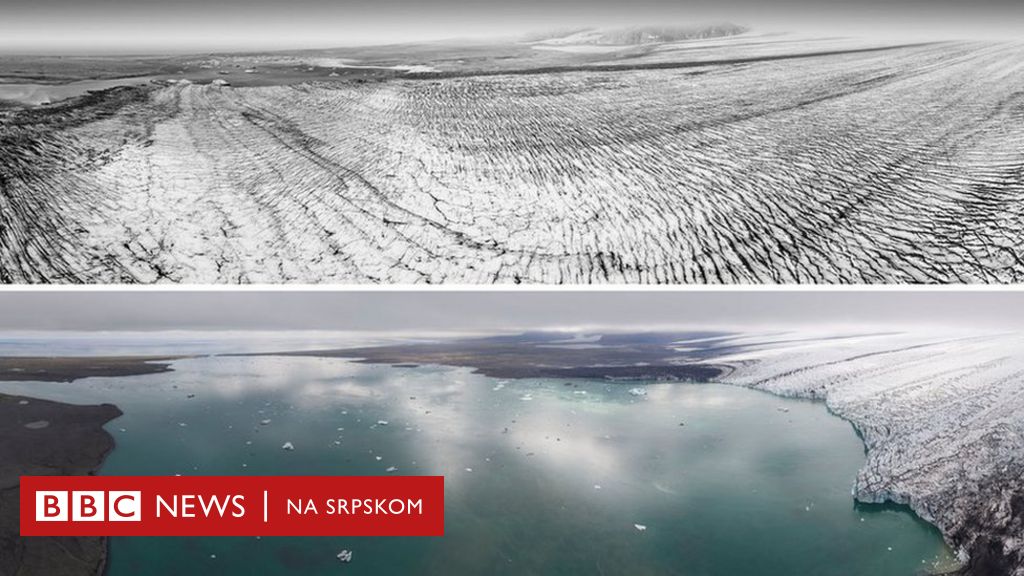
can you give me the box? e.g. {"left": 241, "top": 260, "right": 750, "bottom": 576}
{"left": 1, "top": 0, "right": 1021, "bottom": 53}
{"left": 0, "top": 291, "right": 1020, "bottom": 333}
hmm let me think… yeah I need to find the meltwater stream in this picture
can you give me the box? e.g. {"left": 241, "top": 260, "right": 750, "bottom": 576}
{"left": 1, "top": 356, "right": 956, "bottom": 575}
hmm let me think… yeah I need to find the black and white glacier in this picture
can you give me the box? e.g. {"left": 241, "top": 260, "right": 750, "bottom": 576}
{"left": 3, "top": 34, "right": 1024, "bottom": 283}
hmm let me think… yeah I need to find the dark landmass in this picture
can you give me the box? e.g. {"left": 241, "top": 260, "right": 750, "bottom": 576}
{"left": 0, "top": 393, "right": 122, "bottom": 576}
{"left": 0, "top": 356, "right": 182, "bottom": 382}
{"left": 410, "top": 42, "right": 939, "bottom": 80}
{"left": 247, "top": 331, "right": 732, "bottom": 381}
{"left": 0, "top": 24, "right": 747, "bottom": 88}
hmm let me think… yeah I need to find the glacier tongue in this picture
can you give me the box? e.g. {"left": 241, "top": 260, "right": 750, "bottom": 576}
{"left": 712, "top": 331, "right": 1024, "bottom": 575}
{"left": 4, "top": 42, "right": 1024, "bottom": 283}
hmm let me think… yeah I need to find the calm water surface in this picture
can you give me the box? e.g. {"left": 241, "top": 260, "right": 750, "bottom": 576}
{"left": 1, "top": 356, "right": 956, "bottom": 575}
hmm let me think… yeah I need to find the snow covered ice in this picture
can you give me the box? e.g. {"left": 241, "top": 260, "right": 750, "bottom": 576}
{"left": 706, "top": 330, "right": 1024, "bottom": 574}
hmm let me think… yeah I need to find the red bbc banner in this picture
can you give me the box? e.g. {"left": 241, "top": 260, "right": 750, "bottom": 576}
{"left": 20, "top": 476, "right": 444, "bottom": 537}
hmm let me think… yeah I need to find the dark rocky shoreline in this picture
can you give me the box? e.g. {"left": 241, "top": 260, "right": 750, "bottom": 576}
{"left": 0, "top": 356, "right": 180, "bottom": 383}
{"left": 0, "top": 393, "right": 122, "bottom": 576}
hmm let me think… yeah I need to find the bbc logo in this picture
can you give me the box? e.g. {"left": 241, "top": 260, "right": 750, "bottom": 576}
{"left": 36, "top": 491, "right": 142, "bottom": 522}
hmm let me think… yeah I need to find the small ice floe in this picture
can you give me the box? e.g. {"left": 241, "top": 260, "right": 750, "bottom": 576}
{"left": 281, "top": 442, "right": 295, "bottom": 451}
{"left": 337, "top": 550, "right": 353, "bottom": 563}
{"left": 119, "top": 428, "right": 127, "bottom": 433}
{"left": 519, "top": 394, "right": 533, "bottom": 401}
{"left": 375, "top": 456, "right": 382, "bottom": 461}
{"left": 376, "top": 420, "right": 389, "bottom": 426}
{"left": 465, "top": 468, "right": 473, "bottom": 472}
{"left": 17, "top": 400, "right": 29, "bottom": 405}
{"left": 210, "top": 554, "right": 216, "bottom": 559}
{"left": 386, "top": 466, "right": 398, "bottom": 473}
{"left": 244, "top": 68, "right": 257, "bottom": 73}
{"left": 594, "top": 484, "right": 602, "bottom": 490}
{"left": 777, "top": 407, "right": 790, "bottom": 413}
{"left": 178, "top": 422, "right": 188, "bottom": 427}
{"left": 211, "top": 78, "right": 230, "bottom": 86}
{"left": 24, "top": 420, "right": 49, "bottom": 430}
{"left": 260, "top": 419, "right": 272, "bottom": 425}
{"left": 628, "top": 388, "right": 647, "bottom": 397}
{"left": 492, "top": 383, "right": 505, "bottom": 391}
{"left": 634, "top": 524, "right": 647, "bottom": 532}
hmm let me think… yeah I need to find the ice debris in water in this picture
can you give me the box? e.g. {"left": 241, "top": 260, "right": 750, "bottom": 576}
{"left": 337, "top": 550, "right": 353, "bottom": 563}
{"left": 24, "top": 420, "right": 49, "bottom": 430}
{"left": 260, "top": 419, "right": 272, "bottom": 425}
{"left": 386, "top": 466, "right": 398, "bottom": 473}
{"left": 376, "top": 420, "right": 389, "bottom": 426}
{"left": 628, "top": 388, "right": 647, "bottom": 397}
{"left": 281, "top": 442, "right": 295, "bottom": 451}
{"left": 634, "top": 524, "right": 647, "bottom": 532}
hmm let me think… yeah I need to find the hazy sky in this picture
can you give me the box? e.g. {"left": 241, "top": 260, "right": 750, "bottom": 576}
{"left": 0, "top": 291, "right": 1021, "bottom": 332}
{"left": 1, "top": 0, "right": 1021, "bottom": 53}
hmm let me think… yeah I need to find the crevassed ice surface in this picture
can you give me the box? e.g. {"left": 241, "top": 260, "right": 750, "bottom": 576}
{"left": 711, "top": 330, "right": 1024, "bottom": 574}
{"left": 3, "top": 42, "right": 1024, "bottom": 283}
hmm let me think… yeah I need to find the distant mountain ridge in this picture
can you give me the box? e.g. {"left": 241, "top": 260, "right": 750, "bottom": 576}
{"left": 527, "top": 24, "right": 749, "bottom": 46}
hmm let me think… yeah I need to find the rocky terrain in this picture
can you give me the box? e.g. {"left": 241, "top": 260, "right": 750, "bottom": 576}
{"left": 0, "top": 355, "right": 180, "bottom": 382}
{"left": 0, "top": 393, "right": 121, "bottom": 576}
{"left": 2, "top": 38, "right": 1024, "bottom": 283}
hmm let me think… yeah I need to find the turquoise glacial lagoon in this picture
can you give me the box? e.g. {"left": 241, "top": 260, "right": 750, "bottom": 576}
{"left": 1, "top": 356, "right": 956, "bottom": 575}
